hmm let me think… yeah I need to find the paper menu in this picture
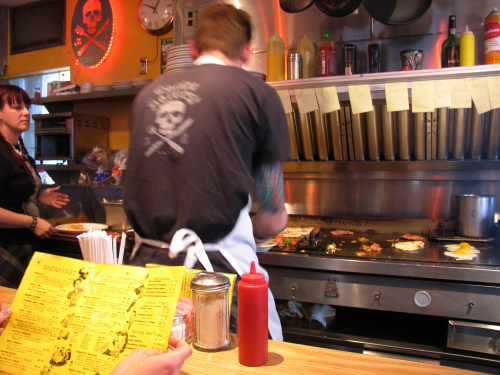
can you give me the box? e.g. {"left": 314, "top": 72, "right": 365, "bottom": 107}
{"left": 348, "top": 85, "right": 373, "bottom": 114}
{"left": 315, "top": 87, "right": 341, "bottom": 113}
{"left": 295, "top": 88, "right": 319, "bottom": 114}
{"left": 385, "top": 82, "right": 409, "bottom": 112}
{"left": 465, "top": 77, "right": 491, "bottom": 114}
{"left": 434, "top": 80, "right": 452, "bottom": 108}
{"left": 0, "top": 253, "right": 185, "bottom": 375}
{"left": 146, "top": 264, "right": 236, "bottom": 308}
{"left": 276, "top": 89, "right": 293, "bottom": 114}
{"left": 411, "top": 80, "right": 435, "bottom": 113}
{"left": 449, "top": 79, "right": 472, "bottom": 108}
{"left": 486, "top": 76, "right": 500, "bottom": 109}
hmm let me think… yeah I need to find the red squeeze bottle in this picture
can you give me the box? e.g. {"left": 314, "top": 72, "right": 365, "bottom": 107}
{"left": 238, "top": 261, "right": 268, "bottom": 366}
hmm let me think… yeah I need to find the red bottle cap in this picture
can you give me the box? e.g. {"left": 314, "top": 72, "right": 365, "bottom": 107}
{"left": 241, "top": 261, "right": 265, "bottom": 285}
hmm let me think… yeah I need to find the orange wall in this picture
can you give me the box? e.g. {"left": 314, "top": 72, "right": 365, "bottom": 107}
{"left": 6, "top": 0, "right": 173, "bottom": 150}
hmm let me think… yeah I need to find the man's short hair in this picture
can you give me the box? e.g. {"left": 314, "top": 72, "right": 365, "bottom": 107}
{"left": 194, "top": 3, "right": 252, "bottom": 60}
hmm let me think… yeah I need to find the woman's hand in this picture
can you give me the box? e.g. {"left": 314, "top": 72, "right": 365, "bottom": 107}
{"left": 110, "top": 337, "right": 192, "bottom": 375}
{"left": 0, "top": 300, "right": 10, "bottom": 329}
{"left": 38, "top": 186, "right": 69, "bottom": 209}
{"left": 32, "top": 217, "right": 56, "bottom": 238}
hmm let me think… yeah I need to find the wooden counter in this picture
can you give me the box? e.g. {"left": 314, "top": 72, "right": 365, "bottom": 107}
{"left": 0, "top": 286, "right": 485, "bottom": 375}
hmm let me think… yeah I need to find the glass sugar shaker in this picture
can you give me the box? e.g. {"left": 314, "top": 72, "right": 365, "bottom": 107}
{"left": 191, "top": 271, "right": 231, "bottom": 351}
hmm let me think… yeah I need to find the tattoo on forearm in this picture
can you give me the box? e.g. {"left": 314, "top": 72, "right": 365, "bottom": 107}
{"left": 255, "top": 162, "right": 285, "bottom": 213}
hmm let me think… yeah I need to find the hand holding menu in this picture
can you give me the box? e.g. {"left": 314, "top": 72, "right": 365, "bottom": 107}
{"left": 0, "top": 253, "right": 186, "bottom": 375}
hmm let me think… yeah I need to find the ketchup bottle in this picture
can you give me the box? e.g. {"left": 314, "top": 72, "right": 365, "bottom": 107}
{"left": 238, "top": 261, "right": 268, "bottom": 366}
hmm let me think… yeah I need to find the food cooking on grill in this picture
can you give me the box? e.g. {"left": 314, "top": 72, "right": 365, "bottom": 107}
{"left": 330, "top": 230, "right": 354, "bottom": 236}
{"left": 272, "top": 227, "right": 315, "bottom": 247}
{"left": 359, "top": 243, "right": 382, "bottom": 252}
{"left": 444, "top": 242, "right": 480, "bottom": 260}
{"left": 400, "top": 234, "right": 427, "bottom": 241}
{"left": 393, "top": 240, "right": 425, "bottom": 251}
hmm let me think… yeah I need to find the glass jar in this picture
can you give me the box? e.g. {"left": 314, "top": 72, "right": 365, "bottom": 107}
{"left": 190, "top": 272, "right": 231, "bottom": 351}
{"left": 170, "top": 310, "right": 187, "bottom": 342}
{"left": 34, "top": 87, "right": 41, "bottom": 98}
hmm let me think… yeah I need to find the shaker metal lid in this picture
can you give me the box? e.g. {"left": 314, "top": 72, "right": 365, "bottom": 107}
{"left": 191, "top": 271, "right": 230, "bottom": 291}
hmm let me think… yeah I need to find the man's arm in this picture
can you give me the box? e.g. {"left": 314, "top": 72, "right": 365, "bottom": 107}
{"left": 252, "top": 162, "right": 288, "bottom": 243}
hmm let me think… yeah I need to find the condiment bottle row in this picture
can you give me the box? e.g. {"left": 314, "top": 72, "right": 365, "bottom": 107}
{"left": 266, "top": 7, "right": 499, "bottom": 81}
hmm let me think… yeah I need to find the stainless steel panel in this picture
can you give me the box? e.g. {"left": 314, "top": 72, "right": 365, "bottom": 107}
{"left": 428, "top": 111, "right": 435, "bottom": 160}
{"left": 296, "top": 109, "right": 314, "bottom": 161}
{"left": 286, "top": 111, "right": 300, "bottom": 161}
{"left": 414, "top": 112, "right": 426, "bottom": 161}
{"left": 470, "top": 106, "right": 485, "bottom": 160}
{"left": 339, "top": 108, "right": 349, "bottom": 161}
{"left": 351, "top": 112, "right": 365, "bottom": 161}
{"left": 324, "top": 111, "right": 344, "bottom": 161}
{"left": 344, "top": 107, "right": 355, "bottom": 161}
{"left": 486, "top": 109, "right": 500, "bottom": 160}
{"left": 282, "top": 163, "right": 500, "bottom": 219}
{"left": 397, "top": 110, "right": 411, "bottom": 161}
{"left": 365, "top": 108, "right": 380, "bottom": 161}
{"left": 311, "top": 110, "right": 329, "bottom": 161}
{"left": 265, "top": 268, "right": 500, "bottom": 323}
{"left": 452, "top": 109, "right": 467, "bottom": 160}
{"left": 380, "top": 105, "right": 395, "bottom": 161}
{"left": 448, "top": 320, "right": 500, "bottom": 355}
{"left": 437, "top": 108, "right": 449, "bottom": 160}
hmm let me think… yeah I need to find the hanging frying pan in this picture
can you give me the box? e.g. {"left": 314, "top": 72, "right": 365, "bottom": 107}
{"left": 361, "top": 0, "right": 432, "bottom": 26}
{"left": 315, "top": 0, "right": 362, "bottom": 18}
{"left": 280, "top": 0, "right": 316, "bottom": 13}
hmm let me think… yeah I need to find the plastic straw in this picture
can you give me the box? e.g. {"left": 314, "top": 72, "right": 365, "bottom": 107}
{"left": 118, "top": 232, "right": 126, "bottom": 265}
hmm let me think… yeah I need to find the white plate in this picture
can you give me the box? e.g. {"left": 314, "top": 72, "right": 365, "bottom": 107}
{"left": 256, "top": 240, "right": 277, "bottom": 252}
{"left": 55, "top": 223, "right": 108, "bottom": 234}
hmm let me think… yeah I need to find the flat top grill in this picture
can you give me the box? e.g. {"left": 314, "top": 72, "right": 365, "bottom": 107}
{"left": 270, "top": 230, "right": 500, "bottom": 267}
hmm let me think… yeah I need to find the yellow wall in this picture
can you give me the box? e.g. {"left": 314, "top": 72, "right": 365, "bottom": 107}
{"left": 5, "top": 0, "right": 173, "bottom": 150}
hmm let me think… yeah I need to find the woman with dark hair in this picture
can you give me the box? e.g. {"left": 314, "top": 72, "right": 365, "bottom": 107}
{"left": 0, "top": 84, "right": 69, "bottom": 288}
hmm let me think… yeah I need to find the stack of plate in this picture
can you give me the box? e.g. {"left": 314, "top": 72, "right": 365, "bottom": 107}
{"left": 112, "top": 80, "right": 132, "bottom": 90}
{"left": 131, "top": 78, "right": 153, "bottom": 88}
{"left": 165, "top": 44, "right": 194, "bottom": 74}
{"left": 93, "top": 84, "right": 112, "bottom": 92}
{"left": 80, "top": 82, "right": 94, "bottom": 93}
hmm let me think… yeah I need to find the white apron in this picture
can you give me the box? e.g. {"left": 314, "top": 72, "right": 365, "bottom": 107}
{"left": 131, "top": 197, "right": 283, "bottom": 341}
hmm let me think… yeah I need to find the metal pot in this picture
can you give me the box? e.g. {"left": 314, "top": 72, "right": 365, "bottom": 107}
{"left": 361, "top": 0, "right": 432, "bottom": 26}
{"left": 454, "top": 194, "right": 495, "bottom": 238}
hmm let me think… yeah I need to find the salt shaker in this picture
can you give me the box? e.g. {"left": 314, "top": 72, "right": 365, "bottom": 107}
{"left": 170, "top": 310, "right": 187, "bottom": 342}
{"left": 191, "top": 272, "right": 231, "bottom": 351}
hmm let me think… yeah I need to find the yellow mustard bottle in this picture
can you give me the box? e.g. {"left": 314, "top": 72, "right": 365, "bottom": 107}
{"left": 460, "top": 25, "right": 475, "bottom": 66}
{"left": 297, "top": 35, "right": 316, "bottom": 78}
{"left": 267, "top": 32, "right": 285, "bottom": 81}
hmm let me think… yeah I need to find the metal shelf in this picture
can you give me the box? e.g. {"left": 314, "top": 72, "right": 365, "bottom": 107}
{"left": 267, "top": 65, "right": 500, "bottom": 91}
{"left": 31, "top": 87, "right": 142, "bottom": 106}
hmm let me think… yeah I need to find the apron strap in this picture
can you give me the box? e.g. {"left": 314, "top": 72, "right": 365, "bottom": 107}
{"left": 169, "top": 229, "right": 214, "bottom": 272}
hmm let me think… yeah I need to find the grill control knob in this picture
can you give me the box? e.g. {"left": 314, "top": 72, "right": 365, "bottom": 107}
{"left": 414, "top": 291, "right": 431, "bottom": 308}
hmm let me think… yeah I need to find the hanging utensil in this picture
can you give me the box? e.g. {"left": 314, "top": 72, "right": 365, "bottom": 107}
{"left": 361, "top": 0, "right": 432, "bottom": 26}
{"left": 315, "top": 0, "right": 362, "bottom": 17}
{"left": 280, "top": 0, "right": 316, "bottom": 13}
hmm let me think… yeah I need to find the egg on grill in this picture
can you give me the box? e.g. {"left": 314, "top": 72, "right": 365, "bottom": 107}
{"left": 444, "top": 242, "right": 480, "bottom": 260}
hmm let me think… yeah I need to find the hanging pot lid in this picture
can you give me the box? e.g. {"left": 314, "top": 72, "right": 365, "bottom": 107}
{"left": 316, "top": 0, "right": 362, "bottom": 17}
{"left": 280, "top": 0, "right": 316, "bottom": 13}
{"left": 361, "top": 0, "right": 432, "bottom": 26}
